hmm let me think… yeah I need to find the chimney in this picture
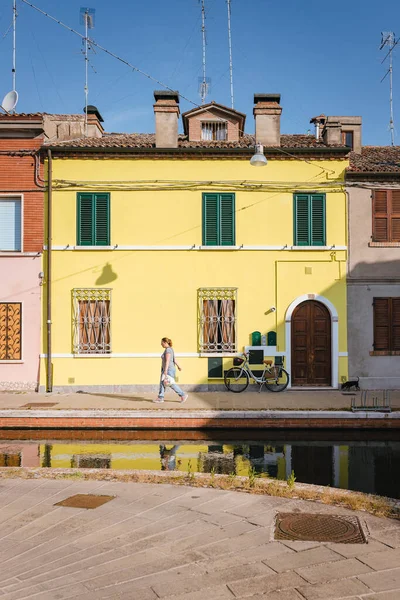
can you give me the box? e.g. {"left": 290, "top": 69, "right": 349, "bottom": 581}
{"left": 84, "top": 105, "right": 104, "bottom": 138}
{"left": 321, "top": 119, "right": 342, "bottom": 146}
{"left": 320, "top": 116, "right": 362, "bottom": 152}
{"left": 253, "top": 94, "right": 282, "bottom": 146}
{"left": 153, "top": 90, "right": 180, "bottom": 148}
{"left": 310, "top": 114, "right": 326, "bottom": 140}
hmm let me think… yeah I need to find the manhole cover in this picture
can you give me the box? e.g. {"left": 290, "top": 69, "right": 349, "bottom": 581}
{"left": 55, "top": 494, "right": 115, "bottom": 509}
{"left": 275, "top": 512, "right": 367, "bottom": 544}
{"left": 21, "top": 403, "right": 59, "bottom": 408}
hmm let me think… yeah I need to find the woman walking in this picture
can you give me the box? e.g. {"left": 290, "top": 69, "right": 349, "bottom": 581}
{"left": 153, "top": 337, "right": 188, "bottom": 403}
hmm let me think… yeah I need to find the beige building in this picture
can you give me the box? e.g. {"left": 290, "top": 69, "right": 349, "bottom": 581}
{"left": 347, "top": 146, "right": 400, "bottom": 389}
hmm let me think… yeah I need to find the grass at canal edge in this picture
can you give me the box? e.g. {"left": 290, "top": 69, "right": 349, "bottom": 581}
{"left": 1, "top": 467, "right": 399, "bottom": 521}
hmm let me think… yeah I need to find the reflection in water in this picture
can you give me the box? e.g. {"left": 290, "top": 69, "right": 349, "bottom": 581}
{"left": 0, "top": 435, "right": 399, "bottom": 499}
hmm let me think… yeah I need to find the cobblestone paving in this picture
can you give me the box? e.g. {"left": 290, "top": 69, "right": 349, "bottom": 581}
{"left": 0, "top": 479, "right": 399, "bottom": 599}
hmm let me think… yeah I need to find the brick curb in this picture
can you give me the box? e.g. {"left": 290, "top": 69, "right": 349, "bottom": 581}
{"left": 0, "top": 409, "right": 399, "bottom": 429}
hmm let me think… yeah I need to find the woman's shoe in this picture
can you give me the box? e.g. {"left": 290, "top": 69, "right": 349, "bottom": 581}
{"left": 153, "top": 397, "right": 164, "bottom": 403}
{"left": 179, "top": 394, "right": 188, "bottom": 403}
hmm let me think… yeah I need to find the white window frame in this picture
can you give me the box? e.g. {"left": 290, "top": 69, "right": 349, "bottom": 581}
{"left": 0, "top": 194, "right": 23, "bottom": 253}
{"left": 198, "top": 287, "right": 237, "bottom": 354}
{"left": 72, "top": 288, "right": 112, "bottom": 354}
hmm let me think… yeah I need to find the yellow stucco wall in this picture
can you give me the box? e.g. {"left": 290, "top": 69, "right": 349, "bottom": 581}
{"left": 41, "top": 156, "right": 348, "bottom": 389}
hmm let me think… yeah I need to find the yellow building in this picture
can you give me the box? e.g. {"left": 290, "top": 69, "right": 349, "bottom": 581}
{"left": 40, "top": 93, "right": 352, "bottom": 392}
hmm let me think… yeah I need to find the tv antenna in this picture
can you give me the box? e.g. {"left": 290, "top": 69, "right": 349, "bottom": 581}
{"left": 199, "top": 0, "right": 208, "bottom": 104}
{"left": 0, "top": 0, "right": 19, "bottom": 114}
{"left": 380, "top": 31, "right": 398, "bottom": 146}
{"left": 226, "top": 0, "right": 234, "bottom": 108}
{"left": 80, "top": 7, "right": 95, "bottom": 136}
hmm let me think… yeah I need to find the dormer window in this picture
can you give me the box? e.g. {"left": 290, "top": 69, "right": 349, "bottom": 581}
{"left": 201, "top": 121, "right": 227, "bottom": 141}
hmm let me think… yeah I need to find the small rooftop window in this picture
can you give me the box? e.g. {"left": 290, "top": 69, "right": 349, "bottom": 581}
{"left": 201, "top": 121, "right": 227, "bottom": 141}
{"left": 342, "top": 130, "right": 354, "bottom": 150}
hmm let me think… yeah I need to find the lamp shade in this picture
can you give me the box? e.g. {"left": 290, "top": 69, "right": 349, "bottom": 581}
{"left": 250, "top": 143, "right": 268, "bottom": 166}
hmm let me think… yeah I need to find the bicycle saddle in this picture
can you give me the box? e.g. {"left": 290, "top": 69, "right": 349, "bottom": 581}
{"left": 263, "top": 359, "right": 273, "bottom": 365}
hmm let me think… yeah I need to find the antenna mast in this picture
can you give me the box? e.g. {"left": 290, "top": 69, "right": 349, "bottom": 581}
{"left": 380, "top": 31, "right": 397, "bottom": 146}
{"left": 80, "top": 7, "right": 95, "bottom": 136}
{"left": 200, "top": 0, "right": 207, "bottom": 104}
{"left": 12, "top": 0, "right": 17, "bottom": 93}
{"left": 226, "top": 0, "right": 234, "bottom": 108}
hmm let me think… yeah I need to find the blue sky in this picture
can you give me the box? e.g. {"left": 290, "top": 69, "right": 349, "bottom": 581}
{"left": 0, "top": 0, "right": 398, "bottom": 145}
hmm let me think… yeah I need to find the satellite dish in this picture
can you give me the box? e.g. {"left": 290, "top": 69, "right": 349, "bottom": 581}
{"left": 1, "top": 90, "right": 18, "bottom": 114}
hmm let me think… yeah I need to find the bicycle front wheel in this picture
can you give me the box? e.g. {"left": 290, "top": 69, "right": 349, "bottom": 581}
{"left": 224, "top": 367, "right": 249, "bottom": 393}
{"left": 264, "top": 367, "right": 289, "bottom": 392}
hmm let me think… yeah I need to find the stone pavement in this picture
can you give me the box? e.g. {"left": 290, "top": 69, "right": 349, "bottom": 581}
{"left": 0, "top": 478, "right": 399, "bottom": 599}
{"left": 1, "top": 389, "right": 400, "bottom": 411}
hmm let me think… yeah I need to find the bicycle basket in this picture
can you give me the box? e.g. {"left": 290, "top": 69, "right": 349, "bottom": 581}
{"left": 233, "top": 357, "right": 244, "bottom": 366}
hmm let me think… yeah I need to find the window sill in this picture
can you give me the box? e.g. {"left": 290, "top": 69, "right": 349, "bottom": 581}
{"left": 0, "top": 360, "right": 24, "bottom": 364}
{"left": 369, "top": 242, "right": 400, "bottom": 247}
{"left": 200, "top": 352, "right": 237, "bottom": 357}
{"left": 73, "top": 354, "right": 112, "bottom": 358}
{"left": 370, "top": 351, "right": 400, "bottom": 356}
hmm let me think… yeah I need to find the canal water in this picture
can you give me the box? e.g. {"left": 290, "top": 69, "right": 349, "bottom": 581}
{"left": 0, "top": 429, "right": 399, "bottom": 499}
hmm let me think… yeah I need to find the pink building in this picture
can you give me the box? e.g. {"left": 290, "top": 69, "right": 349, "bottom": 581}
{"left": 0, "top": 115, "right": 45, "bottom": 390}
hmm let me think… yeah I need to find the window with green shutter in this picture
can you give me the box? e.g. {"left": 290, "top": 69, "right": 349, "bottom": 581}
{"left": 77, "top": 193, "right": 110, "bottom": 246}
{"left": 294, "top": 194, "right": 326, "bottom": 246}
{"left": 202, "top": 193, "right": 235, "bottom": 246}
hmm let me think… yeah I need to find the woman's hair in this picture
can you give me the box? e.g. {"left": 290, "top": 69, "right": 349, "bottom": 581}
{"left": 162, "top": 337, "right": 173, "bottom": 347}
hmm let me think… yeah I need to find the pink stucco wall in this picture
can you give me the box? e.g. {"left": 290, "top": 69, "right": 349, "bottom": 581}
{"left": 0, "top": 256, "right": 42, "bottom": 390}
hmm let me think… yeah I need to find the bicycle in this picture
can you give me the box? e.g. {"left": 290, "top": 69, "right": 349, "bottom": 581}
{"left": 224, "top": 353, "right": 290, "bottom": 393}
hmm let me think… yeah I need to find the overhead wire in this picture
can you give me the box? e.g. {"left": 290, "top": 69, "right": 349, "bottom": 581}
{"left": 20, "top": 0, "right": 341, "bottom": 176}
{"left": 1, "top": 20, "right": 13, "bottom": 40}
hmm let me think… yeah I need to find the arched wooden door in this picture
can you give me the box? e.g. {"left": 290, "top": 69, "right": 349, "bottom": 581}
{"left": 291, "top": 300, "right": 331, "bottom": 386}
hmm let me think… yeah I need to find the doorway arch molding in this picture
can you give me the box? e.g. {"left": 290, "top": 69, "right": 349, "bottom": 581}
{"left": 285, "top": 294, "right": 339, "bottom": 389}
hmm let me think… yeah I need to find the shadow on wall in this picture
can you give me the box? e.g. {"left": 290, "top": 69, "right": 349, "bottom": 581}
{"left": 95, "top": 263, "right": 118, "bottom": 285}
{"left": 347, "top": 259, "right": 400, "bottom": 386}
{"left": 349, "top": 258, "right": 400, "bottom": 280}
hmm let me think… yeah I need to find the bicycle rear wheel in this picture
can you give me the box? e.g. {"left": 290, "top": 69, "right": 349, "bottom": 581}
{"left": 224, "top": 367, "right": 249, "bottom": 393}
{"left": 264, "top": 367, "right": 289, "bottom": 392}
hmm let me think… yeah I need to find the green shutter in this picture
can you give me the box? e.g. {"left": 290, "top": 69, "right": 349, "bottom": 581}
{"left": 310, "top": 195, "right": 325, "bottom": 246}
{"left": 294, "top": 195, "right": 310, "bottom": 245}
{"left": 203, "top": 194, "right": 219, "bottom": 245}
{"left": 203, "top": 193, "right": 235, "bottom": 246}
{"left": 77, "top": 193, "right": 110, "bottom": 246}
{"left": 77, "top": 194, "right": 94, "bottom": 246}
{"left": 220, "top": 194, "right": 235, "bottom": 245}
{"left": 294, "top": 194, "right": 325, "bottom": 246}
{"left": 94, "top": 194, "right": 110, "bottom": 246}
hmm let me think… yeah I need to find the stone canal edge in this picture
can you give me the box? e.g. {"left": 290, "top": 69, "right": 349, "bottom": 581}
{"left": 0, "top": 409, "right": 400, "bottom": 428}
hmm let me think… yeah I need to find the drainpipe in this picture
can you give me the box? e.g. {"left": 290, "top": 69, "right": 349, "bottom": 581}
{"left": 46, "top": 149, "right": 53, "bottom": 392}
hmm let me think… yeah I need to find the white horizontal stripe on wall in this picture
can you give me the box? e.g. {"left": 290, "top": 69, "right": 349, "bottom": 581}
{"left": 46, "top": 245, "right": 347, "bottom": 251}
{"left": 40, "top": 353, "right": 202, "bottom": 358}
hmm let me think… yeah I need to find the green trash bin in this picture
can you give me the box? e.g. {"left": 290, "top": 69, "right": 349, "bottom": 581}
{"left": 267, "top": 331, "right": 277, "bottom": 346}
{"left": 251, "top": 331, "right": 261, "bottom": 346}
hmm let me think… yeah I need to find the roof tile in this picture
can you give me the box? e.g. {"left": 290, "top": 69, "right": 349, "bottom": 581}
{"left": 47, "top": 132, "right": 338, "bottom": 150}
{"left": 349, "top": 146, "right": 400, "bottom": 173}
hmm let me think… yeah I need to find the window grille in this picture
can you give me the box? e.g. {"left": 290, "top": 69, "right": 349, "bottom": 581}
{"left": 201, "top": 121, "right": 227, "bottom": 141}
{"left": 73, "top": 289, "right": 111, "bottom": 354}
{"left": 0, "top": 302, "right": 22, "bottom": 360}
{"left": 198, "top": 288, "right": 237, "bottom": 353}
